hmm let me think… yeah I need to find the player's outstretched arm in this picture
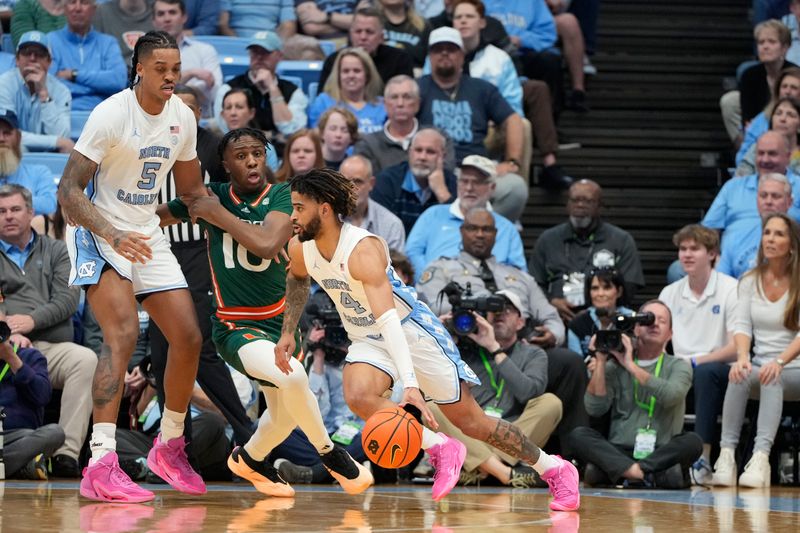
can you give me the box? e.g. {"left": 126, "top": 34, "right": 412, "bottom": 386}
{"left": 189, "top": 200, "right": 293, "bottom": 260}
{"left": 350, "top": 237, "right": 438, "bottom": 429}
{"left": 57, "top": 150, "right": 152, "bottom": 262}
{"left": 155, "top": 202, "right": 181, "bottom": 227}
{"left": 275, "top": 236, "right": 310, "bottom": 374}
{"left": 172, "top": 158, "right": 209, "bottom": 204}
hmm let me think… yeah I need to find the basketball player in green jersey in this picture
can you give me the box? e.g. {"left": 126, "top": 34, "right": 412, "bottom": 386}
{"left": 157, "top": 127, "right": 373, "bottom": 497}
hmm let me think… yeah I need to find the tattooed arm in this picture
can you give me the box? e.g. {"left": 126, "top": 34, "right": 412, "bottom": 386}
{"left": 57, "top": 151, "right": 153, "bottom": 263}
{"left": 274, "top": 236, "right": 311, "bottom": 374}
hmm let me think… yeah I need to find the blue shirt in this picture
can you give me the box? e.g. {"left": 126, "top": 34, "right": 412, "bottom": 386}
{"left": 736, "top": 112, "right": 769, "bottom": 166}
{"left": 47, "top": 26, "right": 128, "bottom": 111}
{"left": 221, "top": 0, "right": 295, "bottom": 37}
{"left": 185, "top": 0, "right": 221, "bottom": 35}
{"left": 0, "top": 69, "right": 72, "bottom": 151}
{"left": 482, "top": 0, "right": 557, "bottom": 52}
{"left": 0, "top": 163, "right": 57, "bottom": 215}
{"left": 0, "top": 232, "right": 34, "bottom": 270}
{"left": 716, "top": 222, "right": 761, "bottom": 279}
{"left": 401, "top": 167, "right": 431, "bottom": 204}
{"left": 702, "top": 172, "right": 800, "bottom": 254}
{"left": 405, "top": 199, "right": 527, "bottom": 281}
{"left": 307, "top": 92, "right": 387, "bottom": 134}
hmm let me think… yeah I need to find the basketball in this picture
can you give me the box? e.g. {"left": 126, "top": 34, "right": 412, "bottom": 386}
{"left": 361, "top": 407, "right": 423, "bottom": 469}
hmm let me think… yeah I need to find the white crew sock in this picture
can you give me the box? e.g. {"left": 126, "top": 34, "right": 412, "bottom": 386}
{"left": 532, "top": 450, "right": 561, "bottom": 475}
{"left": 160, "top": 408, "right": 186, "bottom": 442}
{"left": 90, "top": 423, "right": 117, "bottom": 463}
{"left": 421, "top": 427, "right": 446, "bottom": 449}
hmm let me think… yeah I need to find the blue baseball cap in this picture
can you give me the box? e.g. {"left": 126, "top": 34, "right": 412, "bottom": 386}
{"left": 17, "top": 31, "right": 50, "bottom": 55}
{"left": 0, "top": 109, "right": 19, "bottom": 129}
{"left": 247, "top": 30, "right": 282, "bottom": 53}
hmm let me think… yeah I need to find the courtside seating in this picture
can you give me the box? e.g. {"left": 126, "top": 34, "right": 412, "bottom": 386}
{"left": 70, "top": 110, "right": 91, "bottom": 141}
{"left": 22, "top": 152, "right": 69, "bottom": 184}
{"left": 275, "top": 60, "right": 323, "bottom": 95}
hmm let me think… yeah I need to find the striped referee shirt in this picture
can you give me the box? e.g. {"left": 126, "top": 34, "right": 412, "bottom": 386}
{"left": 158, "top": 127, "right": 227, "bottom": 244}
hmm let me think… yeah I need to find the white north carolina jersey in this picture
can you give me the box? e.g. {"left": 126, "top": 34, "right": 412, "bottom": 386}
{"left": 302, "top": 224, "right": 418, "bottom": 342}
{"left": 74, "top": 89, "right": 198, "bottom": 228}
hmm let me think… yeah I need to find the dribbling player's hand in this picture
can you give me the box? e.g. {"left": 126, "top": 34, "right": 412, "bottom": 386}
{"left": 400, "top": 387, "right": 438, "bottom": 430}
{"left": 110, "top": 229, "right": 152, "bottom": 263}
{"left": 274, "top": 333, "right": 296, "bottom": 375}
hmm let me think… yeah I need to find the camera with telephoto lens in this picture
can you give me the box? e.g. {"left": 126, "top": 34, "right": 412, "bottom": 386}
{"left": 0, "top": 321, "right": 10, "bottom": 344}
{"left": 594, "top": 311, "right": 655, "bottom": 353}
{"left": 305, "top": 295, "right": 349, "bottom": 364}
{"left": 440, "top": 282, "right": 506, "bottom": 336}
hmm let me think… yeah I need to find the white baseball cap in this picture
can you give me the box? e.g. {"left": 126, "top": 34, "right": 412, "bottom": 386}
{"left": 459, "top": 155, "right": 497, "bottom": 181}
{"left": 428, "top": 27, "right": 464, "bottom": 50}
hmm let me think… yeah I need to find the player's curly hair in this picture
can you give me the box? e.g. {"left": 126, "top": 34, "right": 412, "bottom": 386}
{"left": 218, "top": 127, "right": 270, "bottom": 160}
{"left": 129, "top": 30, "right": 179, "bottom": 88}
{"left": 289, "top": 168, "right": 357, "bottom": 218}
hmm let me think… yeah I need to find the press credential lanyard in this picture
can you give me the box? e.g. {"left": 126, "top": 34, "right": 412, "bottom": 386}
{"left": 633, "top": 353, "right": 664, "bottom": 425}
{"left": 479, "top": 349, "right": 505, "bottom": 402}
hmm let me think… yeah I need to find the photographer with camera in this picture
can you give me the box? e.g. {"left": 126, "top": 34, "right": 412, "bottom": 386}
{"left": 568, "top": 300, "right": 702, "bottom": 489}
{"left": 417, "top": 207, "right": 588, "bottom": 455}
{"left": 0, "top": 320, "right": 65, "bottom": 479}
{"left": 430, "top": 291, "right": 562, "bottom": 487}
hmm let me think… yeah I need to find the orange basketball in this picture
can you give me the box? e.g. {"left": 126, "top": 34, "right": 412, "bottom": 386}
{"left": 361, "top": 407, "right": 423, "bottom": 469}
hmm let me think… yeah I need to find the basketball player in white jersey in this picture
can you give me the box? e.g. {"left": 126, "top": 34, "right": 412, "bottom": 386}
{"left": 57, "top": 31, "right": 207, "bottom": 503}
{"left": 275, "top": 168, "right": 581, "bottom": 510}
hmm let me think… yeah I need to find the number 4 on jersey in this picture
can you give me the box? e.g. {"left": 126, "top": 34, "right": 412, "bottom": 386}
{"left": 340, "top": 292, "right": 366, "bottom": 314}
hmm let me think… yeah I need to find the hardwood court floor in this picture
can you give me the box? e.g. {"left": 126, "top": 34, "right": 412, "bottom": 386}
{"left": 1, "top": 481, "right": 799, "bottom": 532}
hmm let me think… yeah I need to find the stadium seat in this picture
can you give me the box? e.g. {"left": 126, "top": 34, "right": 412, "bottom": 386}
{"left": 22, "top": 152, "right": 69, "bottom": 184}
{"left": 275, "top": 61, "right": 323, "bottom": 95}
{"left": 70, "top": 110, "right": 91, "bottom": 141}
{"left": 318, "top": 40, "right": 336, "bottom": 57}
{"left": 192, "top": 35, "right": 250, "bottom": 80}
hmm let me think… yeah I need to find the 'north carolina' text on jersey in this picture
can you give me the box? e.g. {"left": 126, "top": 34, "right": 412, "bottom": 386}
{"left": 74, "top": 89, "right": 198, "bottom": 227}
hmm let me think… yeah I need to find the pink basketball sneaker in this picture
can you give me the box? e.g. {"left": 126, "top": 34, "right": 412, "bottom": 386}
{"left": 427, "top": 434, "right": 466, "bottom": 501}
{"left": 541, "top": 455, "right": 580, "bottom": 512}
{"left": 146, "top": 434, "right": 207, "bottom": 495}
{"left": 80, "top": 451, "right": 155, "bottom": 503}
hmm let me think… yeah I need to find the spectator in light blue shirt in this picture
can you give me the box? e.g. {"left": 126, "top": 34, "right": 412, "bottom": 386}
{"left": 702, "top": 132, "right": 800, "bottom": 257}
{"left": 0, "top": 110, "right": 57, "bottom": 217}
{"left": 0, "top": 31, "right": 73, "bottom": 153}
{"left": 717, "top": 172, "right": 794, "bottom": 279}
{"left": 47, "top": 0, "right": 127, "bottom": 111}
{"left": 219, "top": 0, "right": 296, "bottom": 39}
{"left": 183, "top": 0, "right": 220, "bottom": 36}
{"left": 405, "top": 154, "right": 526, "bottom": 280}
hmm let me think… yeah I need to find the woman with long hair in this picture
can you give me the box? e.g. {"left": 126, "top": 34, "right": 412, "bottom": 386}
{"left": 376, "top": 0, "right": 432, "bottom": 67}
{"left": 567, "top": 267, "right": 631, "bottom": 359}
{"left": 711, "top": 212, "right": 800, "bottom": 487}
{"left": 736, "top": 66, "right": 800, "bottom": 164}
{"left": 308, "top": 47, "right": 386, "bottom": 134}
{"left": 736, "top": 96, "right": 800, "bottom": 176}
{"left": 274, "top": 128, "right": 324, "bottom": 183}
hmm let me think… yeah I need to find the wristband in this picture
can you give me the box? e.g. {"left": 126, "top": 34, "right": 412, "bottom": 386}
{"left": 490, "top": 348, "right": 506, "bottom": 357}
{"left": 270, "top": 96, "right": 285, "bottom": 103}
{"left": 776, "top": 357, "right": 786, "bottom": 367}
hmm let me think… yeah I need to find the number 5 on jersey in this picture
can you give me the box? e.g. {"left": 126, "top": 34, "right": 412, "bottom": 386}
{"left": 138, "top": 162, "right": 162, "bottom": 190}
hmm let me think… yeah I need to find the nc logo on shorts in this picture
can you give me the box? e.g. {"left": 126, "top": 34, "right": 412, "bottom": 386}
{"left": 712, "top": 305, "right": 720, "bottom": 314}
{"left": 463, "top": 364, "right": 478, "bottom": 380}
{"left": 78, "top": 260, "right": 97, "bottom": 278}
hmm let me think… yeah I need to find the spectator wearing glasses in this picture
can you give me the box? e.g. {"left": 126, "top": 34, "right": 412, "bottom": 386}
{"left": 0, "top": 30, "right": 73, "bottom": 153}
{"left": 567, "top": 267, "right": 632, "bottom": 359}
{"left": 529, "top": 179, "right": 645, "bottom": 322}
{"left": 405, "top": 155, "right": 525, "bottom": 280}
{"left": 416, "top": 206, "right": 589, "bottom": 456}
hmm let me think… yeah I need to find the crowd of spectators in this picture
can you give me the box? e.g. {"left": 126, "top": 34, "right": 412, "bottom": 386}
{"left": 2, "top": 0, "right": 798, "bottom": 495}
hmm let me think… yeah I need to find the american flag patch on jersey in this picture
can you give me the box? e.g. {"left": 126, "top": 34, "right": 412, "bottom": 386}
{"left": 170, "top": 125, "right": 180, "bottom": 134}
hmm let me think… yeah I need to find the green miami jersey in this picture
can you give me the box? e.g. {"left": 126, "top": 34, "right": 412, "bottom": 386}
{"left": 168, "top": 181, "right": 299, "bottom": 382}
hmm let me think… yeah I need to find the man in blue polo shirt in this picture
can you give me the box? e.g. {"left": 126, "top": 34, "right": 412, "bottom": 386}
{"left": 703, "top": 131, "right": 800, "bottom": 254}
{"left": 405, "top": 154, "right": 525, "bottom": 280}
